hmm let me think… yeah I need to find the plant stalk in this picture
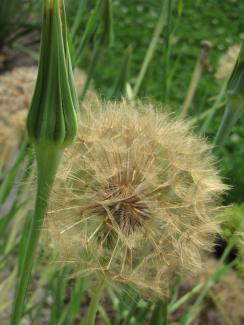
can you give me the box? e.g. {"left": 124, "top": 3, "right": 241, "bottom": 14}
{"left": 11, "top": 146, "right": 62, "bottom": 325}
{"left": 181, "top": 41, "right": 212, "bottom": 117}
{"left": 180, "top": 236, "right": 238, "bottom": 325}
{"left": 82, "top": 277, "right": 105, "bottom": 325}
{"left": 132, "top": 0, "right": 170, "bottom": 99}
{"left": 168, "top": 282, "right": 204, "bottom": 313}
{"left": 80, "top": 43, "right": 101, "bottom": 101}
{"left": 162, "top": 300, "right": 168, "bottom": 325}
{"left": 214, "top": 103, "right": 242, "bottom": 146}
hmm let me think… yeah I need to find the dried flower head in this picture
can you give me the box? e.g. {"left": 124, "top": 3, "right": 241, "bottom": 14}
{"left": 46, "top": 100, "right": 227, "bottom": 297}
{"left": 215, "top": 44, "right": 240, "bottom": 82}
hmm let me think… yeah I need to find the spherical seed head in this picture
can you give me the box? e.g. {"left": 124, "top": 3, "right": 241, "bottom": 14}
{"left": 47, "top": 100, "right": 228, "bottom": 298}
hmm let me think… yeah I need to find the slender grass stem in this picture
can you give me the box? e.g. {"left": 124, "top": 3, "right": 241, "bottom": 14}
{"left": 214, "top": 43, "right": 244, "bottom": 146}
{"left": 208, "top": 290, "right": 233, "bottom": 325}
{"left": 162, "top": 0, "right": 172, "bottom": 102}
{"left": 110, "top": 46, "right": 132, "bottom": 99}
{"left": 149, "top": 300, "right": 168, "bottom": 325}
{"left": 181, "top": 41, "right": 212, "bottom": 117}
{"left": 132, "top": 0, "right": 170, "bottom": 99}
{"left": 214, "top": 103, "right": 242, "bottom": 146}
{"left": 200, "top": 79, "right": 227, "bottom": 133}
{"left": 80, "top": 43, "right": 101, "bottom": 101}
{"left": 180, "top": 236, "right": 238, "bottom": 325}
{"left": 162, "top": 300, "right": 168, "bottom": 325}
{"left": 82, "top": 277, "right": 105, "bottom": 325}
{"left": 168, "top": 282, "right": 204, "bottom": 313}
{"left": 74, "top": 0, "right": 102, "bottom": 65}
{"left": 0, "top": 139, "right": 28, "bottom": 206}
{"left": 11, "top": 147, "right": 62, "bottom": 325}
{"left": 71, "top": 0, "right": 88, "bottom": 39}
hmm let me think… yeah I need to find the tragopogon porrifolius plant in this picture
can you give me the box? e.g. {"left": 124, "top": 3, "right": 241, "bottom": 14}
{"left": 11, "top": 0, "right": 78, "bottom": 323}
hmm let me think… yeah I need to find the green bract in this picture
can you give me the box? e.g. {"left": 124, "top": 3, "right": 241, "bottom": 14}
{"left": 27, "top": 0, "right": 78, "bottom": 148}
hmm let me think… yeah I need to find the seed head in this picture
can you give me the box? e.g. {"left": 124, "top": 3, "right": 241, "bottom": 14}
{"left": 46, "top": 100, "right": 227, "bottom": 297}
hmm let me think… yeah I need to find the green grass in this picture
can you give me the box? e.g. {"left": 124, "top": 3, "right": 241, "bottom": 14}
{"left": 81, "top": 0, "right": 244, "bottom": 105}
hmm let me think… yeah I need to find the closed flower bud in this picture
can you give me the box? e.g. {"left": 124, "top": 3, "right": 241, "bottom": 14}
{"left": 27, "top": 0, "right": 78, "bottom": 148}
{"left": 47, "top": 101, "right": 227, "bottom": 298}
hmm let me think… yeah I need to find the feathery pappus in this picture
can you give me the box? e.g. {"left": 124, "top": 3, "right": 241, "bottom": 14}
{"left": 46, "top": 100, "right": 228, "bottom": 298}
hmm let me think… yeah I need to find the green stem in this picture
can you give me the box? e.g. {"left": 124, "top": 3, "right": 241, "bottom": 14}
{"left": 200, "top": 79, "right": 227, "bottom": 133}
{"left": 181, "top": 41, "right": 211, "bottom": 117}
{"left": 132, "top": 0, "right": 170, "bottom": 99}
{"left": 214, "top": 103, "right": 242, "bottom": 146}
{"left": 11, "top": 146, "right": 62, "bottom": 325}
{"left": 80, "top": 43, "right": 101, "bottom": 101}
{"left": 168, "top": 282, "right": 204, "bottom": 314}
{"left": 208, "top": 290, "right": 233, "bottom": 325}
{"left": 180, "top": 237, "right": 238, "bottom": 325}
{"left": 162, "top": 300, "right": 168, "bottom": 325}
{"left": 110, "top": 46, "right": 132, "bottom": 99}
{"left": 163, "top": 0, "right": 172, "bottom": 102}
{"left": 71, "top": 0, "right": 88, "bottom": 39}
{"left": 0, "top": 139, "right": 28, "bottom": 205}
{"left": 83, "top": 277, "right": 105, "bottom": 325}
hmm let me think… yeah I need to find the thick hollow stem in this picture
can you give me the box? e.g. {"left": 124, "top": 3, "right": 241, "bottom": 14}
{"left": 11, "top": 146, "right": 62, "bottom": 325}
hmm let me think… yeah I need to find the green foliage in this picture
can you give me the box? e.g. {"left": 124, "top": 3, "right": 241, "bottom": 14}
{"left": 221, "top": 203, "right": 244, "bottom": 277}
{"left": 0, "top": 0, "right": 40, "bottom": 50}
{"left": 70, "top": 0, "right": 243, "bottom": 104}
{"left": 222, "top": 203, "right": 244, "bottom": 240}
